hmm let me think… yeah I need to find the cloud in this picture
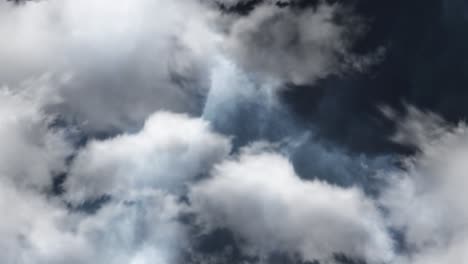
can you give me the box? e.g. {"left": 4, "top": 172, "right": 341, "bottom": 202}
{"left": 73, "top": 190, "right": 187, "bottom": 264}
{"left": 382, "top": 105, "right": 451, "bottom": 148}
{"left": 379, "top": 109, "right": 468, "bottom": 263}
{"left": 0, "top": 178, "right": 88, "bottom": 264}
{"left": 0, "top": 88, "right": 189, "bottom": 264}
{"left": 223, "top": 2, "right": 371, "bottom": 85}
{"left": 0, "top": 87, "right": 71, "bottom": 189}
{"left": 60, "top": 110, "right": 234, "bottom": 263}
{"left": 3, "top": 2, "right": 449, "bottom": 264}
{"left": 0, "top": 0, "right": 374, "bottom": 133}
{"left": 66, "top": 111, "right": 231, "bottom": 203}
{"left": 190, "top": 147, "right": 395, "bottom": 263}
{"left": 0, "top": 176, "right": 186, "bottom": 264}
{"left": 0, "top": 0, "right": 221, "bottom": 132}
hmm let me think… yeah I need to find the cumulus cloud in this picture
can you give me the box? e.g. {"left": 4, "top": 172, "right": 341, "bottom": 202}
{"left": 223, "top": 2, "right": 372, "bottom": 85}
{"left": 0, "top": 87, "right": 71, "bottom": 189}
{"left": 0, "top": 88, "right": 187, "bottom": 264}
{"left": 0, "top": 0, "right": 221, "bottom": 132}
{"left": 3, "top": 1, "right": 447, "bottom": 264}
{"left": 66, "top": 111, "right": 231, "bottom": 203}
{"left": 0, "top": 177, "right": 186, "bottom": 264}
{"left": 379, "top": 109, "right": 468, "bottom": 264}
{"left": 0, "top": 0, "right": 374, "bottom": 132}
{"left": 0, "top": 179, "right": 87, "bottom": 264}
{"left": 74, "top": 191, "right": 187, "bottom": 264}
{"left": 190, "top": 147, "right": 395, "bottom": 263}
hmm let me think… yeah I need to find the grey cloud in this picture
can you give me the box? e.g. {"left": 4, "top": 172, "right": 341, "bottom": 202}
{"left": 379, "top": 109, "right": 468, "bottom": 264}
{"left": 381, "top": 105, "right": 451, "bottom": 149}
{"left": 0, "top": 179, "right": 89, "bottom": 264}
{"left": 66, "top": 111, "right": 232, "bottom": 203}
{"left": 0, "top": 177, "right": 185, "bottom": 264}
{"left": 73, "top": 191, "right": 187, "bottom": 264}
{"left": 222, "top": 2, "right": 373, "bottom": 85}
{"left": 0, "top": 0, "right": 374, "bottom": 134}
{"left": 190, "top": 148, "right": 395, "bottom": 263}
{"left": 0, "top": 0, "right": 221, "bottom": 132}
{"left": 0, "top": 88, "right": 71, "bottom": 189}
{"left": 2, "top": 1, "right": 448, "bottom": 264}
{"left": 0, "top": 87, "right": 189, "bottom": 264}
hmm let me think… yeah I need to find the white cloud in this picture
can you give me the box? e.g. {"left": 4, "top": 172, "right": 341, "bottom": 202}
{"left": 190, "top": 147, "right": 394, "bottom": 263}
{"left": 74, "top": 190, "right": 186, "bottom": 264}
{"left": 0, "top": 176, "right": 185, "bottom": 264}
{"left": 0, "top": 0, "right": 221, "bottom": 132}
{"left": 0, "top": 88, "right": 71, "bottom": 189}
{"left": 66, "top": 111, "right": 231, "bottom": 203}
{"left": 0, "top": 2, "right": 396, "bottom": 263}
{"left": 0, "top": 178, "right": 89, "bottom": 264}
{"left": 380, "top": 110, "right": 468, "bottom": 264}
{"left": 0, "top": 88, "right": 188, "bottom": 264}
{"left": 0, "top": 87, "right": 232, "bottom": 263}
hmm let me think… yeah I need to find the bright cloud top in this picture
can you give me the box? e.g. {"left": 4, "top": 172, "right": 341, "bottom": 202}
{"left": 66, "top": 111, "right": 232, "bottom": 203}
{"left": 191, "top": 149, "right": 395, "bottom": 263}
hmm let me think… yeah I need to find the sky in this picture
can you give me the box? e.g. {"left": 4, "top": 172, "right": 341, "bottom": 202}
{"left": 1, "top": 0, "right": 468, "bottom": 263}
